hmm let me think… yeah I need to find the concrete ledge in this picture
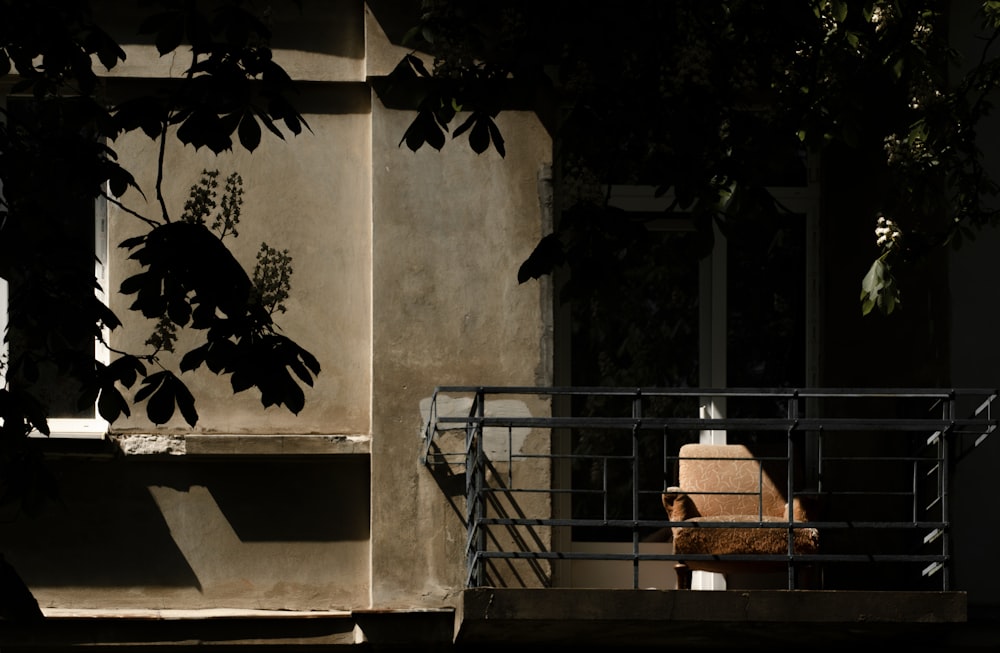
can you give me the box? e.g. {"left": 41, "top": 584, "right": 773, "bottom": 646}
{"left": 456, "top": 588, "right": 970, "bottom": 649}
{"left": 0, "top": 610, "right": 361, "bottom": 649}
{"left": 185, "top": 434, "right": 370, "bottom": 456}
{"left": 1, "top": 608, "right": 454, "bottom": 650}
{"left": 41, "top": 608, "right": 353, "bottom": 619}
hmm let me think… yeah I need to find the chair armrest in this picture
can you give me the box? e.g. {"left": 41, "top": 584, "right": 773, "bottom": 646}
{"left": 662, "top": 487, "right": 700, "bottom": 520}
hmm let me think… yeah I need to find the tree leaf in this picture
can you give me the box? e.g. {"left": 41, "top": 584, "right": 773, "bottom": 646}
{"left": 108, "top": 355, "right": 145, "bottom": 389}
{"left": 279, "top": 337, "right": 320, "bottom": 385}
{"left": 97, "top": 386, "right": 130, "bottom": 423}
{"left": 118, "top": 273, "right": 148, "bottom": 296}
{"left": 487, "top": 118, "right": 505, "bottom": 157}
{"left": 831, "top": 0, "right": 848, "bottom": 23}
{"left": 179, "top": 345, "right": 209, "bottom": 372}
{"left": 453, "top": 113, "right": 476, "bottom": 138}
{"left": 402, "top": 110, "right": 446, "bottom": 151}
{"left": 134, "top": 371, "right": 166, "bottom": 403}
{"left": 406, "top": 54, "right": 432, "bottom": 78}
{"left": 106, "top": 165, "right": 139, "bottom": 198}
{"left": 166, "top": 296, "right": 192, "bottom": 327}
{"left": 518, "top": 233, "right": 566, "bottom": 283}
{"left": 92, "top": 296, "right": 122, "bottom": 331}
{"left": 281, "top": 376, "right": 306, "bottom": 414}
{"left": 469, "top": 116, "right": 490, "bottom": 154}
{"left": 238, "top": 112, "right": 262, "bottom": 152}
{"left": 113, "top": 96, "right": 167, "bottom": 140}
{"left": 146, "top": 383, "right": 175, "bottom": 424}
{"left": 860, "top": 258, "right": 901, "bottom": 315}
{"left": 231, "top": 369, "right": 255, "bottom": 393}
{"left": 119, "top": 235, "right": 147, "bottom": 250}
{"left": 170, "top": 376, "right": 199, "bottom": 427}
{"left": 91, "top": 30, "right": 127, "bottom": 70}
{"left": 153, "top": 13, "right": 185, "bottom": 56}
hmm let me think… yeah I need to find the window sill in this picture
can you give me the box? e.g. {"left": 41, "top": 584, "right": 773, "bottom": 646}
{"left": 42, "top": 607, "right": 354, "bottom": 619}
{"left": 110, "top": 433, "right": 372, "bottom": 456}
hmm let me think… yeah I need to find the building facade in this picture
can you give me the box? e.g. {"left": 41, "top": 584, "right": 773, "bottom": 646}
{"left": 0, "top": 1, "right": 999, "bottom": 650}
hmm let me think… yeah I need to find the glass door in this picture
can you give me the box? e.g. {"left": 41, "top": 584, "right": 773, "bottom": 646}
{"left": 557, "top": 181, "right": 818, "bottom": 587}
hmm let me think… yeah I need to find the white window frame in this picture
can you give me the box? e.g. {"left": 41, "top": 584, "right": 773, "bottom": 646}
{"left": 597, "top": 182, "right": 820, "bottom": 590}
{"left": 0, "top": 95, "right": 111, "bottom": 439}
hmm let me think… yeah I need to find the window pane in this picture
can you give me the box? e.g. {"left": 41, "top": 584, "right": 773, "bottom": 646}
{"left": 569, "top": 223, "right": 703, "bottom": 540}
{"left": 6, "top": 215, "right": 97, "bottom": 419}
{"left": 726, "top": 211, "right": 806, "bottom": 422}
{"left": 4, "top": 97, "right": 98, "bottom": 420}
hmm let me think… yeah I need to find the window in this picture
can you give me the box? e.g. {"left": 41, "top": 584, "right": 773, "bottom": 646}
{"left": 0, "top": 95, "right": 110, "bottom": 438}
{"left": 558, "top": 179, "right": 820, "bottom": 543}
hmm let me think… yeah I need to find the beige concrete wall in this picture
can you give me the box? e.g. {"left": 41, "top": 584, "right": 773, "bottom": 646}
{"left": 0, "top": 457, "right": 371, "bottom": 611}
{"left": 369, "top": 102, "right": 553, "bottom": 605}
{"left": 2, "top": 0, "right": 554, "bottom": 616}
{"left": 5, "top": 3, "right": 379, "bottom": 613}
{"left": 8, "top": 70, "right": 379, "bottom": 609}
{"left": 107, "top": 82, "right": 373, "bottom": 436}
{"left": 94, "top": 0, "right": 367, "bottom": 82}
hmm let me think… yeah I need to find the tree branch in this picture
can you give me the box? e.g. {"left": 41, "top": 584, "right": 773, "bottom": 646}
{"left": 103, "top": 192, "right": 160, "bottom": 228}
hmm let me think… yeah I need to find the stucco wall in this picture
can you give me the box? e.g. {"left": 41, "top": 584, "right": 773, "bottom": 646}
{"left": 83, "top": 0, "right": 379, "bottom": 436}
{"left": 93, "top": 0, "right": 367, "bottom": 82}
{"left": 369, "top": 102, "right": 553, "bottom": 604}
{"left": 0, "top": 456, "right": 370, "bottom": 611}
{"left": 107, "top": 83, "right": 373, "bottom": 436}
{"left": 1, "top": 0, "right": 554, "bottom": 616}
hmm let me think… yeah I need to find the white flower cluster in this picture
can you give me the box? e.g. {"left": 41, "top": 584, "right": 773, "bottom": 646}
{"left": 875, "top": 214, "right": 902, "bottom": 249}
{"left": 871, "top": 5, "right": 886, "bottom": 31}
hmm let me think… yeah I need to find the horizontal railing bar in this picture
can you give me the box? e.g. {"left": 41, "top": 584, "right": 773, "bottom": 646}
{"left": 499, "top": 453, "right": 945, "bottom": 465}
{"left": 821, "top": 456, "right": 944, "bottom": 462}
{"left": 431, "top": 385, "right": 997, "bottom": 399}
{"left": 478, "top": 488, "right": 926, "bottom": 498}
{"left": 432, "top": 415, "right": 991, "bottom": 431}
{"left": 473, "top": 551, "right": 948, "bottom": 563}
{"left": 475, "top": 518, "right": 947, "bottom": 530}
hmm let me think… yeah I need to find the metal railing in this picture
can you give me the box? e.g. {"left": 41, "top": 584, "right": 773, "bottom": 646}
{"left": 421, "top": 386, "right": 998, "bottom": 590}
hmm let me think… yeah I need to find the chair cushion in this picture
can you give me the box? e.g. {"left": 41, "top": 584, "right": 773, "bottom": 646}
{"left": 673, "top": 515, "right": 819, "bottom": 557}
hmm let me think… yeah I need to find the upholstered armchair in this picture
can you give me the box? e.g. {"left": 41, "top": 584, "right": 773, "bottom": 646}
{"left": 662, "top": 443, "right": 819, "bottom": 589}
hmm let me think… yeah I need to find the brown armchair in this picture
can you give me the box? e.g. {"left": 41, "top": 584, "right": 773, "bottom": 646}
{"left": 662, "top": 443, "right": 819, "bottom": 589}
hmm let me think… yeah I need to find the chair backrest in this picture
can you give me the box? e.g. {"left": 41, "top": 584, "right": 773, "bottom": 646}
{"left": 678, "top": 443, "right": 788, "bottom": 518}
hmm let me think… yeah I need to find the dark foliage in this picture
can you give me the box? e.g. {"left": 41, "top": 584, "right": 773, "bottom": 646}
{"left": 0, "top": 0, "right": 316, "bottom": 442}
{"left": 381, "top": 1, "right": 1000, "bottom": 318}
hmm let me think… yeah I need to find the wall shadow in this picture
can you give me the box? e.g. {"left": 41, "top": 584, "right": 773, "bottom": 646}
{"left": 203, "top": 456, "right": 370, "bottom": 542}
{"left": 0, "top": 458, "right": 198, "bottom": 589}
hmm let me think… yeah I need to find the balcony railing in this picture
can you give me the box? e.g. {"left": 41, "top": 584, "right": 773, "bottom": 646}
{"left": 421, "top": 386, "right": 998, "bottom": 591}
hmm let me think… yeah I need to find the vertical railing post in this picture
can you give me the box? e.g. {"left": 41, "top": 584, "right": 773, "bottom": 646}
{"left": 786, "top": 391, "right": 799, "bottom": 589}
{"left": 786, "top": 425, "right": 796, "bottom": 590}
{"left": 941, "top": 392, "right": 954, "bottom": 591}
{"left": 465, "top": 390, "right": 487, "bottom": 587}
{"left": 631, "top": 389, "right": 642, "bottom": 589}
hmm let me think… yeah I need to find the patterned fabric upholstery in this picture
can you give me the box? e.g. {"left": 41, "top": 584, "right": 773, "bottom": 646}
{"left": 676, "top": 443, "right": 788, "bottom": 518}
{"left": 662, "top": 443, "right": 819, "bottom": 584}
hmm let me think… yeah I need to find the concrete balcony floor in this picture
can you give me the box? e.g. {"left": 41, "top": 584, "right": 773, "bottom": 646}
{"left": 1, "top": 591, "right": 997, "bottom": 650}
{"left": 451, "top": 588, "right": 996, "bottom": 651}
